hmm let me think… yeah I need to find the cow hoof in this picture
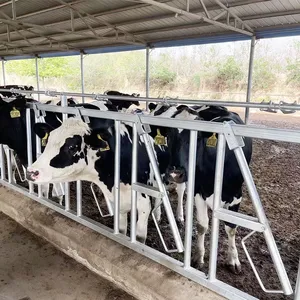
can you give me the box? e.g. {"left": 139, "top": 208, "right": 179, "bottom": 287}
{"left": 191, "top": 255, "right": 205, "bottom": 270}
{"left": 176, "top": 218, "right": 184, "bottom": 227}
{"left": 136, "top": 236, "right": 146, "bottom": 244}
{"left": 227, "top": 262, "right": 242, "bottom": 274}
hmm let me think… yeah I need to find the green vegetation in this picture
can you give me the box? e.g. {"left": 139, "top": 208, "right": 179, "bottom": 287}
{"left": 3, "top": 39, "right": 300, "bottom": 102}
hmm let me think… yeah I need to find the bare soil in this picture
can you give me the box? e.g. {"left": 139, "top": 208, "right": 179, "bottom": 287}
{"left": 14, "top": 110, "right": 300, "bottom": 300}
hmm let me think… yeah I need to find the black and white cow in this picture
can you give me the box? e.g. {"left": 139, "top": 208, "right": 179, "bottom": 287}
{"left": 0, "top": 85, "right": 34, "bottom": 98}
{"left": 149, "top": 103, "right": 252, "bottom": 273}
{"left": 105, "top": 90, "right": 140, "bottom": 111}
{"left": 27, "top": 117, "right": 166, "bottom": 242}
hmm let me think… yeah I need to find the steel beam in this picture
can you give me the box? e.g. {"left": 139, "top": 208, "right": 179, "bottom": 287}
{"left": 35, "top": 56, "right": 40, "bottom": 101}
{"left": 146, "top": 46, "right": 150, "bottom": 101}
{"left": 80, "top": 51, "right": 84, "bottom": 103}
{"left": 245, "top": 36, "right": 256, "bottom": 124}
{"left": 1, "top": 60, "right": 6, "bottom": 85}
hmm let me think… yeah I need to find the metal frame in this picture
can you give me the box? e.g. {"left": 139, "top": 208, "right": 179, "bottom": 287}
{"left": 0, "top": 88, "right": 299, "bottom": 300}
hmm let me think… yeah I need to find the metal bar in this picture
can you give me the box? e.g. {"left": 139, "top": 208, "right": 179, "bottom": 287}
{"left": 11, "top": 0, "right": 16, "bottom": 20}
{"left": 130, "top": 123, "right": 138, "bottom": 242}
{"left": 35, "top": 56, "right": 40, "bottom": 101}
{"left": 7, "top": 149, "right": 12, "bottom": 184}
{"left": 80, "top": 52, "right": 84, "bottom": 103}
{"left": 208, "top": 133, "right": 226, "bottom": 280}
{"left": 26, "top": 108, "right": 34, "bottom": 193}
{"left": 183, "top": 130, "right": 197, "bottom": 267}
{"left": 0, "top": 145, "right": 5, "bottom": 180}
{"left": 70, "top": 8, "right": 74, "bottom": 31}
{"left": 35, "top": 112, "right": 42, "bottom": 198}
{"left": 21, "top": 101, "right": 300, "bottom": 144}
{"left": 1, "top": 61, "right": 6, "bottom": 85}
{"left": 142, "top": 132, "right": 184, "bottom": 252}
{"left": 233, "top": 146, "right": 292, "bottom": 295}
{"left": 146, "top": 47, "right": 150, "bottom": 102}
{"left": 114, "top": 120, "right": 121, "bottom": 235}
{"left": 0, "top": 179, "right": 258, "bottom": 300}
{"left": 138, "top": 0, "right": 253, "bottom": 36}
{"left": 295, "top": 259, "right": 300, "bottom": 300}
{"left": 61, "top": 95, "right": 70, "bottom": 211}
{"left": 200, "top": 0, "right": 210, "bottom": 18}
{"left": 76, "top": 180, "right": 82, "bottom": 216}
{"left": 245, "top": 36, "right": 256, "bottom": 124}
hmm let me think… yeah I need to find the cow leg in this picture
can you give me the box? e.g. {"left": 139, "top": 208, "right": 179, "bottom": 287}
{"left": 225, "top": 197, "right": 241, "bottom": 274}
{"left": 176, "top": 182, "right": 186, "bottom": 225}
{"left": 193, "top": 193, "right": 209, "bottom": 269}
{"left": 40, "top": 183, "right": 50, "bottom": 198}
{"left": 119, "top": 212, "right": 128, "bottom": 236}
{"left": 136, "top": 194, "right": 151, "bottom": 243}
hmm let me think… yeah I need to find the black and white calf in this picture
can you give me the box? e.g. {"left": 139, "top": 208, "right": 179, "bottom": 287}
{"left": 105, "top": 90, "right": 140, "bottom": 111}
{"left": 149, "top": 104, "right": 252, "bottom": 272}
{"left": 27, "top": 117, "right": 164, "bottom": 242}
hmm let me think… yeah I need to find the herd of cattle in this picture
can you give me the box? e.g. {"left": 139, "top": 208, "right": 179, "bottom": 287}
{"left": 0, "top": 85, "right": 252, "bottom": 273}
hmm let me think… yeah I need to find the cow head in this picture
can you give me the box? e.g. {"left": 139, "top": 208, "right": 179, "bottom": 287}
{"left": 27, "top": 117, "right": 114, "bottom": 183}
{"left": 105, "top": 90, "right": 140, "bottom": 110}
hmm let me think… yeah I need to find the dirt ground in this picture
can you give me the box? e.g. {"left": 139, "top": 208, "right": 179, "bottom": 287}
{"left": 14, "top": 109, "right": 300, "bottom": 300}
{"left": 0, "top": 212, "right": 136, "bottom": 300}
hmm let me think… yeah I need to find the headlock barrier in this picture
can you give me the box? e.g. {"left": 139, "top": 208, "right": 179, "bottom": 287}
{"left": 0, "top": 88, "right": 299, "bottom": 300}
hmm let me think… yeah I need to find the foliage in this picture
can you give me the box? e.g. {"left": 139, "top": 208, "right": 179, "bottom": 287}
{"left": 252, "top": 58, "right": 277, "bottom": 91}
{"left": 286, "top": 59, "right": 300, "bottom": 87}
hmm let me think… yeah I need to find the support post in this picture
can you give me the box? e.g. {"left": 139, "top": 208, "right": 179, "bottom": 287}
{"left": 114, "top": 120, "right": 121, "bottom": 235}
{"left": 208, "top": 133, "right": 226, "bottom": 280}
{"left": 245, "top": 36, "right": 256, "bottom": 124}
{"left": 0, "top": 145, "right": 5, "bottom": 180}
{"left": 35, "top": 56, "right": 40, "bottom": 101}
{"left": 295, "top": 259, "right": 300, "bottom": 300}
{"left": 12, "top": 0, "right": 16, "bottom": 20}
{"left": 145, "top": 46, "right": 150, "bottom": 110}
{"left": 183, "top": 130, "right": 197, "bottom": 267}
{"left": 2, "top": 60, "right": 6, "bottom": 86}
{"left": 80, "top": 51, "right": 85, "bottom": 103}
{"left": 26, "top": 108, "right": 34, "bottom": 194}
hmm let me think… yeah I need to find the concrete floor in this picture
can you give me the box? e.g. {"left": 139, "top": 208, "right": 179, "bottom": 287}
{"left": 0, "top": 212, "right": 136, "bottom": 300}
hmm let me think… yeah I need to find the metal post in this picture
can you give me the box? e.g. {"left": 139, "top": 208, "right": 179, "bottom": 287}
{"left": 146, "top": 47, "right": 150, "bottom": 98}
{"left": 295, "top": 259, "right": 300, "bottom": 300}
{"left": 0, "top": 145, "right": 5, "bottom": 180}
{"left": 130, "top": 123, "right": 138, "bottom": 242}
{"left": 77, "top": 180, "right": 82, "bottom": 216}
{"left": 61, "top": 95, "right": 70, "bottom": 211}
{"left": 208, "top": 133, "right": 226, "bottom": 280}
{"left": 114, "top": 120, "right": 121, "bottom": 235}
{"left": 143, "top": 133, "right": 184, "bottom": 252}
{"left": 245, "top": 36, "right": 256, "bottom": 124}
{"left": 2, "top": 60, "right": 6, "bottom": 86}
{"left": 26, "top": 108, "right": 34, "bottom": 193}
{"left": 183, "top": 130, "right": 197, "bottom": 268}
{"left": 234, "top": 146, "right": 292, "bottom": 295}
{"left": 35, "top": 112, "right": 42, "bottom": 198}
{"left": 35, "top": 56, "right": 40, "bottom": 101}
{"left": 7, "top": 149, "right": 12, "bottom": 184}
{"left": 80, "top": 52, "right": 85, "bottom": 103}
{"left": 11, "top": 0, "right": 16, "bottom": 20}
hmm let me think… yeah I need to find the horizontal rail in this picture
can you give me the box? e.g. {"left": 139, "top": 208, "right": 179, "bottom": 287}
{"left": 26, "top": 102, "right": 300, "bottom": 144}
{"left": 1, "top": 88, "right": 300, "bottom": 111}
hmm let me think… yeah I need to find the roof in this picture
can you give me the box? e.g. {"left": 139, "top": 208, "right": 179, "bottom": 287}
{"left": 0, "top": 0, "right": 300, "bottom": 59}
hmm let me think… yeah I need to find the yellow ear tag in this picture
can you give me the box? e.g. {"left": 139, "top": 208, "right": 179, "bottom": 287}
{"left": 41, "top": 132, "right": 49, "bottom": 147}
{"left": 10, "top": 107, "right": 21, "bottom": 118}
{"left": 97, "top": 134, "right": 110, "bottom": 152}
{"left": 206, "top": 133, "right": 218, "bottom": 147}
{"left": 154, "top": 129, "right": 167, "bottom": 146}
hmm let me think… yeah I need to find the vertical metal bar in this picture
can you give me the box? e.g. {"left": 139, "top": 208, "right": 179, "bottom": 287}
{"left": 26, "top": 108, "right": 34, "bottom": 193}
{"left": 61, "top": 95, "right": 70, "bottom": 211}
{"left": 145, "top": 47, "right": 150, "bottom": 111}
{"left": 114, "top": 120, "right": 121, "bottom": 234}
{"left": 234, "top": 146, "right": 292, "bottom": 295}
{"left": 35, "top": 56, "right": 40, "bottom": 101}
{"left": 12, "top": 0, "right": 16, "bottom": 20}
{"left": 80, "top": 52, "right": 85, "bottom": 103}
{"left": 130, "top": 123, "right": 138, "bottom": 242}
{"left": 143, "top": 133, "right": 184, "bottom": 252}
{"left": 0, "top": 145, "right": 5, "bottom": 180}
{"left": 183, "top": 130, "right": 197, "bottom": 268}
{"left": 35, "top": 113, "right": 42, "bottom": 198}
{"left": 77, "top": 180, "right": 82, "bottom": 216}
{"left": 7, "top": 149, "right": 12, "bottom": 184}
{"left": 295, "top": 259, "right": 300, "bottom": 300}
{"left": 2, "top": 60, "right": 6, "bottom": 85}
{"left": 245, "top": 36, "right": 256, "bottom": 124}
{"left": 208, "top": 133, "right": 226, "bottom": 280}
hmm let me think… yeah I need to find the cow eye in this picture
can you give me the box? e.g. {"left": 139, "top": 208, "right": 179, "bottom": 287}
{"left": 69, "top": 145, "right": 78, "bottom": 150}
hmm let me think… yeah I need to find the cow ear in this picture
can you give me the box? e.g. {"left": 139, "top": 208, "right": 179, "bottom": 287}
{"left": 10, "top": 95, "right": 27, "bottom": 110}
{"left": 33, "top": 123, "right": 54, "bottom": 139}
{"left": 86, "top": 129, "right": 112, "bottom": 151}
{"left": 148, "top": 103, "right": 157, "bottom": 111}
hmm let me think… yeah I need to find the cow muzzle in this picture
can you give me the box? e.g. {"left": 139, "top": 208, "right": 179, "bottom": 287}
{"left": 26, "top": 169, "right": 40, "bottom": 182}
{"left": 166, "top": 167, "right": 187, "bottom": 184}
